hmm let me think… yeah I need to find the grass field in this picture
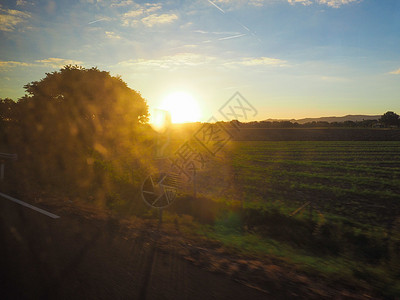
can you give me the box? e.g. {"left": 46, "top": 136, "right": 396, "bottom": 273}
{"left": 3, "top": 134, "right": 400, "bottom": 297}
{"left": 182, "top": 141, "right": 400, "bottom": 298}
{"left": 226, "top": 141, "right": 400, "bottom": 226}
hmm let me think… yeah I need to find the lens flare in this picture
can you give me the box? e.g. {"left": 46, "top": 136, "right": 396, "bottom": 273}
{"left": 150, "top": 108, "right": 171, "bottom": 133}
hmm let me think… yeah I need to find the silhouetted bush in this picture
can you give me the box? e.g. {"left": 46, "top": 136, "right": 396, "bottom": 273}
{"left": 1, "top": 66, "right": 154, "bottom": 208}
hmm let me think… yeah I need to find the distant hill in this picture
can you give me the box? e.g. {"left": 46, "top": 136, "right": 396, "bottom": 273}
{"left": 264, "top": 115, "right": 381, "bottom": 124}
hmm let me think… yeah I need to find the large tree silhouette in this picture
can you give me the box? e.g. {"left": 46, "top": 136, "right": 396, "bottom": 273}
{"left": 21, "top": 65, "right": 148, "bottom": 146}
{"left": 15, "top": 65, "right": 151, "bottom": 194}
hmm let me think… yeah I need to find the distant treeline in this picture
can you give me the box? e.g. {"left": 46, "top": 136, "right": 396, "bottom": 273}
{"left": 227, "top": 112, "right": 400, "bottom": 128}
{"left": 234, "top": 119, "right": 380, "bottom": 128}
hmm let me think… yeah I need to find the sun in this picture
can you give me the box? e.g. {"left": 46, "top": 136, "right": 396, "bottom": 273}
{"left": 159, "top": 92, "right": 201, "bottom": 123}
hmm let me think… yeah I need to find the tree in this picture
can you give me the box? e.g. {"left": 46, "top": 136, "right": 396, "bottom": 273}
{"left": 20, "top": 65, "right": 148, "bottom": 148}
{"left": 14, "top": 65, "right": 151, "bottom": 192}
{"left": 0, "top": 98, "right": 17, "bottom": 121}
{"left": 0, "top": 98, "right": 20, "bottom": 144}
{"left": 380, "top": 111, "right": 399, "bottom": 127}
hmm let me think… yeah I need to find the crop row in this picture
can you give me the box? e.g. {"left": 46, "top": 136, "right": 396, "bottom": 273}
{"left": 227, "top": 141, "right": 400, "bottom": 226}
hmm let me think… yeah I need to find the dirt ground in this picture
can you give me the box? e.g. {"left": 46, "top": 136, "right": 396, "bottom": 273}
{"left": 0, "top": 192, "right": 379, "bottom": 299}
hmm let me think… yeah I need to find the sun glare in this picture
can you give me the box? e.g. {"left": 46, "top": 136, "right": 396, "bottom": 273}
{"left": 150, "top": 108, "right": 171, "bottom": 133}
{"left": 158, "top": 92, "right": 201, "bottom": 123}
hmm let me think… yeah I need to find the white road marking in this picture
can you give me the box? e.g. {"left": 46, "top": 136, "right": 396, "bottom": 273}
{"left": 0, "top": 192, "right": 60, "bottom": 219}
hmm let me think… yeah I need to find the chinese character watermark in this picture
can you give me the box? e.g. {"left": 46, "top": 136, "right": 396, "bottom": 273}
{"left": 141, "top": 92, "right": 257, "bottom": 209}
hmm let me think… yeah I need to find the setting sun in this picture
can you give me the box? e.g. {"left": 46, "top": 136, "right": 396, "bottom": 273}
{"left": 158, "top": 92, "right": 201, "bottom": 123}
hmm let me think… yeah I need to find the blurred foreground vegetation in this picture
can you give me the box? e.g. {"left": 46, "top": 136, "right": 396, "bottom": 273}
{"left": 0, "top": 65, "right": 156, "bottom": 212}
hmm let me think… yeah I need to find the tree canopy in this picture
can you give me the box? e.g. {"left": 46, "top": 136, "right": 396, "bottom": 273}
{"left": 20, "top": 65, "right": 148, "bottom": 149}
{"left": 380, "top": 111, "right": 400, "bottom": 127}
{"left": 23, "top": 66, "right": 146, "bottom": 139}
{"left": 6, "top": 65, "right": 152, "bottom": 197}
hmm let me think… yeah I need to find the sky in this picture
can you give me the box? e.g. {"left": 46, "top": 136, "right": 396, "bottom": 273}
{"left": 0, "top": 0, "right": 400, "bottom": 122}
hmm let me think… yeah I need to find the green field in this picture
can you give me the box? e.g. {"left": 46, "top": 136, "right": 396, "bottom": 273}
{"left": 223, "top": 141, "right": 400, "bottom": 226}
{"left": 183, "top": 141, "right": 400, "bottom": 297}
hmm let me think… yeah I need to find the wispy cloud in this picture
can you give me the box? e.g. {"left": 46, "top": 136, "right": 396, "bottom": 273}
{"left": 118, "top": 53, "right": 216, "bottom": 69}
{"left": 288, "top": 0, "right": 361, "bottom": 8}
{"left": 288, "top": 0, "right": 312, "bottom": 5}
{"left": 0, "top": 7, "right": 31, "bottom": 32}
{"left": 389, "top": 68, "right": 400, "bottom": 75}
{"left": 122, "top": 3, "right": 178, "bottom": 27}
{"left": 16, "top": 0, "right": 34, "bottom": 7}
{"left": 214, "top": 0, "right": 268, "bottom": 8}
{"left": 317, "top": 0, "right": 361, "bottom": 8}
{"left": 0, "top": 58, "right": 83, "bottom": 70}
{"left": 141, "top": 13, "right": 178, "bottom": 27}
{"left": 35, "top": 58, "right": 83, "bottom": 68}
{"left": 123, "top": 10, "right": 144, "bottom": 18}
{"left": 105, "top": 31, "right": 121, "bottom": 39}
{"left": 193, "top": 30, "right": 242, "bottom": 35}
{"left": 0, "top": 60, "right": 33, "bottom": 68}
{"left": 123, "top": 3, "right": 162, "bottom": 18}
{"left": 233, "top": 56, "right": 288, "bottom": 67}
{"left": 320, "top": 75, "right": 348, "bottom": 82}
{"left": 251, "top": 0, "right": 268, "bottom": 6}
{"left": 117, "top": 54, "right": 289, "bottom": 71}
{"left": 110, "top": 0, "right": 134, "bottom": 7}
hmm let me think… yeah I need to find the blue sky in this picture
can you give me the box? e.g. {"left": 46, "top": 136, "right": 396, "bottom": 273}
{"left": 1, "top": 0, "right": 400, "bottom": 121}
